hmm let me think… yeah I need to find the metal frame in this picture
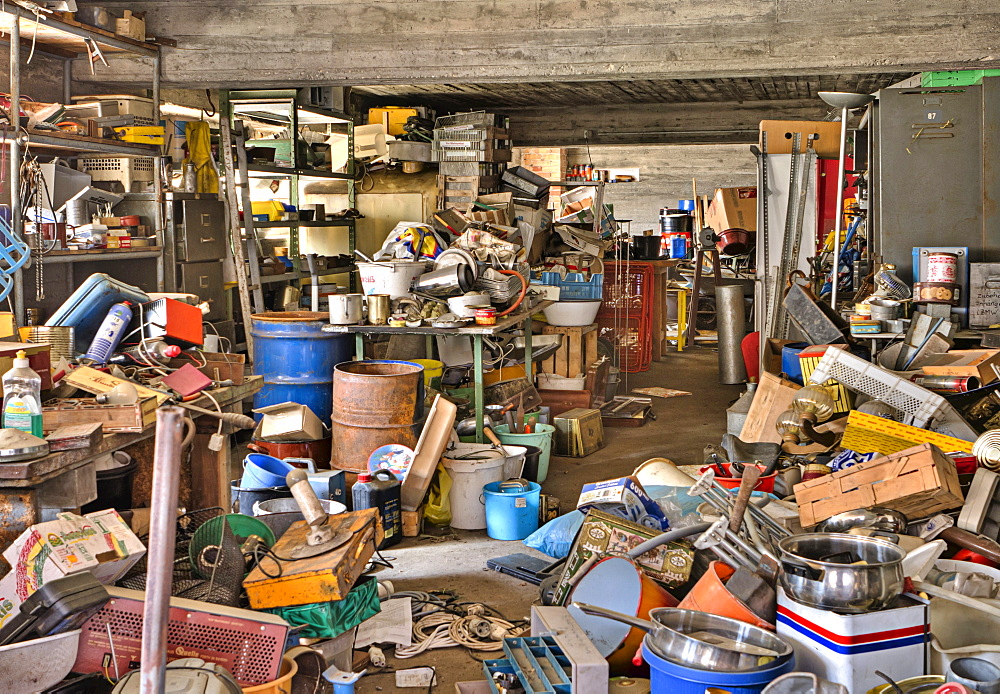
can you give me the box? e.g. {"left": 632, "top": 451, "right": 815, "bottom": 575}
{"left": 3, "top": 7, "right": 163, "bottom": 324}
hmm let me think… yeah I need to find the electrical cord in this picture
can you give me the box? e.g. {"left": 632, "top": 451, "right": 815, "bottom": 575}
{"left": 391, "top": 595, "right": 517, "bottom": 659}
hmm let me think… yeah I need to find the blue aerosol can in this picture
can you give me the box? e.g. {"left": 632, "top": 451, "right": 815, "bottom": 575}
{"left": 84, "top": 301, "right": 133, "bottom": 364}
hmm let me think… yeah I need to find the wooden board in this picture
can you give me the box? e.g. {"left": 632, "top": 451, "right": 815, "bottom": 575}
{"left": 541, "top": 323, "right": 599, "bottom": 378}
{"left": 739, "top": 372, "right": 802, "bottom": 444}
{"left": 244, "top": 508, "right": 383, "bottom": 609}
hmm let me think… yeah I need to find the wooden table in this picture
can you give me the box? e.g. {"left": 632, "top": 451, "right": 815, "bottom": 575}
{"left": 0, "top": 377, "right": 262, "bottom": 549}
{"left": 323, "top": 302, "right": 551, "bottom": 443}
{"left": 645, "top": 259, "right": 681, "bottom": 360}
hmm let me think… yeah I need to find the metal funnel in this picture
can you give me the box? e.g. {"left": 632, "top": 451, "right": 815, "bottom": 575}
{"left": 818, "top": 91, "right": 875, "bottom": 109}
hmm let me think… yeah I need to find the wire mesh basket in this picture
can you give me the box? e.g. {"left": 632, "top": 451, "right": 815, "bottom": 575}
{"left": 435, "top": 111, "right": 506, "bottom": 129}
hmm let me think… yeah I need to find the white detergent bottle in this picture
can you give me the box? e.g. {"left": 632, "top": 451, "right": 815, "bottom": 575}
{"left": 2, "top": 350, "right": 43, "bottom": 436}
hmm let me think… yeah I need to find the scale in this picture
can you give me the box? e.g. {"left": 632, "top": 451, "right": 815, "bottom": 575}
{"left": 0, "top": 429, "right": 49, "bottom": 462}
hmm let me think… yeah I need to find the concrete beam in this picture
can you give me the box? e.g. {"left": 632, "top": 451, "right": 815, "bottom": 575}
{"left": 508, "top": 99, "right": 829, "bottom": 146}
{"left": 71, "top": 0, "right": 1000, "bottom": 88}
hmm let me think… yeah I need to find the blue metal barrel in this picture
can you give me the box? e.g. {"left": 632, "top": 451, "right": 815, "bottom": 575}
{"left": 251, "top": 312, "right": 352, "bottom": 424}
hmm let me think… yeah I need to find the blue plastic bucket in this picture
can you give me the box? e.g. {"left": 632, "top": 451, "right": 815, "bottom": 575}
{"left": 780, "top": 342, "right": 809, "bottom": 385}
{"left": 483, "top": 480, "right": 541, "bottom": 540}
{"left": 241, "top": 453, "right": 296, "bottom": 488}
{"left": 641, "top": 639, "right": 794, "bottom": 694}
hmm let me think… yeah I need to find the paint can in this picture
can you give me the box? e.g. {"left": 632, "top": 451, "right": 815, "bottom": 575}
{"left": 927, "top": 252, "right": 959, "bottom": 283}
{"left": 475, "top": 307, "right": 497, "bottom": 326}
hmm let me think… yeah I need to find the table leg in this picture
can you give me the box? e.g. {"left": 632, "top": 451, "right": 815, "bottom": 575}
{"left": 474, "top": 334, "right": 484, "bottom": 444}
{"left": 653, "top": 271, "right": 666, "bottom": 361}
{"left": 425, "top": 335, "right": 434, "bottom": 359}
{"left": 677, "top": 289, "right": 687, "bottom": 353}
{"left": 190, "top": 410, "right": 234, "bottom": 510}
{"left": 355, "top": 333, "right": 364, "bottom": 360}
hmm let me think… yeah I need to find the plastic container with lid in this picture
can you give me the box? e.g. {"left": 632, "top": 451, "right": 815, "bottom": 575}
{"left": 353, "top": 469, "right": 402, "bottom": 548}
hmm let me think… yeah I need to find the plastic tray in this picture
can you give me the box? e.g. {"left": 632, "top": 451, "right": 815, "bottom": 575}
{"left": 484, "top": 636, "right": 572, "bottom": 694}
{"left": 535, "top": 272, "right": 604, "bottom": 301}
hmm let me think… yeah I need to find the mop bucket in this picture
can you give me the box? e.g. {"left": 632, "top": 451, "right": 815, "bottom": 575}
{"left": 483, "top": 479, "right": 541, "bottom": 540}
{"left": 641, "top": 638, "right": 794, "bottom": 694}
{"left": 241, "top": 453, "right": 296, "bottom": 488}
{"left": 677, "top": 561, "right": 774, "bottom": 630}
{"left": 493, "top": 424, "right": 555, "bottom": 482}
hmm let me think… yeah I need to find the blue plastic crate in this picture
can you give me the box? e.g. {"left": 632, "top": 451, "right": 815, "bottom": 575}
{"left": 483, "top": 637, "right": 572, "bottom": 694}
{"left": 536, "top": 271, "right": 604, "bottom": 300}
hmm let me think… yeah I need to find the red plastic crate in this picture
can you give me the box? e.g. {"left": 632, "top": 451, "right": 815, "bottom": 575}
{"left": 598, "top": 312, "right": 652, "bottom": 373}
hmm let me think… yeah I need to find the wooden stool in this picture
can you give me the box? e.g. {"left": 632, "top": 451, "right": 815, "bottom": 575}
{"left": 541, "top": 323, "right": 599, "bottom": 377}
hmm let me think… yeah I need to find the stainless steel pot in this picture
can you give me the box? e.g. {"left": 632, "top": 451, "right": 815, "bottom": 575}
{"left": 814, "top": 507, "right": 908, "bottom": 534}
{"left": 411, "top": 264, "right": 475, "bottom": 298}
{"left": 778, "top": 533, "right": 906, "bottom": 613}
{"left": 572, "top": 603, "right": 792, "bottom": 673}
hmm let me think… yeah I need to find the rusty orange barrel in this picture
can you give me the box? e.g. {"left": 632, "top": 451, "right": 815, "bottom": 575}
{"left": 330, "top": 360, "right": 423, "bottom": 471}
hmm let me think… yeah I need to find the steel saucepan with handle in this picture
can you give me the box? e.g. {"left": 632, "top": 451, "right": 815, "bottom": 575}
{"left": 778, "top": 533, "right": 906, "bottom": 613}
{"left": 571, "top": 603, "right": 793, "bottom": 672}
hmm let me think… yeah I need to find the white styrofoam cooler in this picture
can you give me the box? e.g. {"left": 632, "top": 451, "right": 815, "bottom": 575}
{"left": 776, "top": 588, "right": 929, "bottom": 693}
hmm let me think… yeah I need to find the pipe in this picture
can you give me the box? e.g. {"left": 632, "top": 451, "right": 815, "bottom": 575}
{"left": 830, "top": 106, "right": 849, "bottom": 309}
{"left": 627, "top": 522, "right": 712, "bottom": 559}
{"left": 10, "top": 15, "right": 24, "bottom": 325}
{"left": 715, "top": 284, "right": 748, "bottom": 384}
{"left": 139, "top": 407, "right": 186, "bottom": 694}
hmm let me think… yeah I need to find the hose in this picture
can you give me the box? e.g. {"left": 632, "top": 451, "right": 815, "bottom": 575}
{"left": 496, "top": 269, "right": 527, "bottom": 317}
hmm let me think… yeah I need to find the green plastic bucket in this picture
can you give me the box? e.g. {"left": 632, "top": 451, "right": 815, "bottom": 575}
{"left": 492, "top": 424, "right": 555, "bottom": 482}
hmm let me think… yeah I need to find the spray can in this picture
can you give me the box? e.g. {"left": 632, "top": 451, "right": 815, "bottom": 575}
{"left": 83, "top": 302, "right": 133, "bottom": 365}
{"left": 117, "top": 340, "right": 182, "bottom": 363}
{"left": 352, "top": 469, "right": 402, "bottom": 549}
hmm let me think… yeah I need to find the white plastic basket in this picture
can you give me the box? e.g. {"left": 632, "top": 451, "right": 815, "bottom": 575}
{"left": 80, "top": 156, "right": 155, "bottom": 191}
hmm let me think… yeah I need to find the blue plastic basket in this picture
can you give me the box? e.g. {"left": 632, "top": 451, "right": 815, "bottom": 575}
{"left": 536, "top": 272, "right": 604, "bottom": 300}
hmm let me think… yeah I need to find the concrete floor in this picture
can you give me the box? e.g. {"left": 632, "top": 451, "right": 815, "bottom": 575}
{"left": 356, "top": 348, "right": 742, "bottom": 692}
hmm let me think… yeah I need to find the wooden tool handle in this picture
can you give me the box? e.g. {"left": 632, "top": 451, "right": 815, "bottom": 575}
{"left": 729, "top": 466, "right": 762, "bottom": 534}
{"left": 484, "top": 427, "right": 504, "bottom": 448}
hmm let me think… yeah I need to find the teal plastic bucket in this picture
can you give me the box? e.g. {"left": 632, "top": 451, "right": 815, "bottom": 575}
{"left": 492, "top": 424, "right": 555, "bottom": 482}
{"left": 483, "top": 480, "right": 541, "bottom": 540}
{"left": 241, "top": 453, "right": 295, "bottom": 488}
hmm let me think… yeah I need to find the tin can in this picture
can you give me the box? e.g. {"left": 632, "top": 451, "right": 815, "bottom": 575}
{"left": 913, "top": 281, "right": 961, "bottom": 306}
{"left": 855, "top": 302, "right": 872, "bottom": 317}
{"left": 388, "top": 313, "right": 408, "bottom": 327}
{"left": 475, "top": 307, "right": 497, "bottom": 325}
{"left": 926, "top": 252, "right": 958, "bottom": 283}
{"left": 801, "top": 463, "right": 831, "bottom": 482}
{"left": 912, "top": 374, "right": 980, "bottom": 394}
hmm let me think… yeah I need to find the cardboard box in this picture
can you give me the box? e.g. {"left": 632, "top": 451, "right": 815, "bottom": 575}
{"left": 64, "top": 365, "right": 169, "bottom": 405}
{"left": 0, "top": 509, "right": 145, "bottom": 630}
{"left": 759, "top": 120, "right": 843, "bottom": 159}
{"left": 705, "top": 186, "right": 757, "bottom": 234}
{"left": 920, "top": 349, "right": 1000, "bottom": 384}
{"left": 794, "top": 443, "right": 964, "bottom": 527}
{"left": 253, "top": 402, "right": 325, "bottom": 441}
{"left": 42, "top": 396, "right": 157, "bottom": 433}
{"left": 512, "top": 205, "right": 553, "bottom": 235}
{"left": 763, "top": 338, "right": 797, "bottom": 375}
{"left": 554, "top": 225, "right": 610, "bottom": 257}
{"left": 739, "top": 372, "right": 802, "bottom": 444}
{"left": 465, "top": 192, "right": 514, "bottom": 226}
{"left": 0, "top": 342, "right": 52, "bottom": 390}
{"left": 799, "top": 344, "right": 855, "bottom": 414}
{"left": 577, "top": 475, "right": 669, "bottom": 530}
{"left": 553, "top": 509, "right": 694, "bottom": 604}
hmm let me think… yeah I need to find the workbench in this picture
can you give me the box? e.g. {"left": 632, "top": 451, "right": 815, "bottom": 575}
{"left": 323, "top": 303, "right": 551, "bottom": 443}
{"left": 0, "top": 377, "right": 262, "bottom": 550}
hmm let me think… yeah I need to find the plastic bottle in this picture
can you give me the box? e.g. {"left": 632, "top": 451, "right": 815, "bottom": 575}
{"left": 2, "top": 350, "right": 43, "bottom": 436}
{"left": 119, "top": 340, "right": 182, "bottom": 363}
{"left": 84, "top": 302, "right": 133, "bottom": 365}
{"left": 352, "top": 469, "right": 402, "bottom": 549}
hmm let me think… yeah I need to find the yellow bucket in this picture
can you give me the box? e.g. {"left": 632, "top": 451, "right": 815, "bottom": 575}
{"left": 410, "top": 359, "right": 444, "bottom": 389}
{"left": 242, "top": 655, "right": 298, "bottom": 694}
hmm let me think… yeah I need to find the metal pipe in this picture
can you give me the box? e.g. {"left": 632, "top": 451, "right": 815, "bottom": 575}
{"left": 152, "top": 49, "right": 161, "bottom": 125}
{"left": 10, "top": 15, "right": 24, "bottom": 326}
{"left": 716, "top": 284, "right": 748, "bottom": 384}
{"left": 139, "top": 407, "right": 186, "bottom": 694}
{"left": 724, "top": 527, "right": 763, "bottom": 564}
{"left": 63, "top": 58, "right": 72, "bottom": 104}
{"left": 830, "top": 106, "right": 849, "bottom": 309}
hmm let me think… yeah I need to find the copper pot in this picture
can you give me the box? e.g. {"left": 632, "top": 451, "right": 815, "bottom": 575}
{"left": 248, "top": 436, "right": 332, "bottom": 469}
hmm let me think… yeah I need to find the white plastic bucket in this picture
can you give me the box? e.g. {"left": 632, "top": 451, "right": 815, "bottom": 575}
{"left": 357, "top": 261, "right": 427, "bottom": 299}
{"left": 441, "top": 446, "right": 509, "bottom": 530}
{"left": 929, "top": 559, "right": 1000, "bottom": 675}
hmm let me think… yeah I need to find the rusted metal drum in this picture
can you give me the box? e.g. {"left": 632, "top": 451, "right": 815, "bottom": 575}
{"left": 248, "top": 436, "right": 333, "bottom": 470}
{"left": 330, "top": 360, "right": 423, "bottom": 471}
{"left": 250, "top": 311, "right": 353, "bottom": 425}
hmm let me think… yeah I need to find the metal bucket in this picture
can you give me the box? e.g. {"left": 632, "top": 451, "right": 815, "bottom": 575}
{"left": 250, "top": 311, "right": 353, "bottom": 425}
{"left": 330, "top": 360, "right": 423, "bottom": 471}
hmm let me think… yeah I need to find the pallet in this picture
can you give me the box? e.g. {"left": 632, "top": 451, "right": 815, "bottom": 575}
{"left": 541, "top": 323, "right": 599, "bottom": 378}
{"left": 437, "top": 174, "right": 501, "bottom": 208}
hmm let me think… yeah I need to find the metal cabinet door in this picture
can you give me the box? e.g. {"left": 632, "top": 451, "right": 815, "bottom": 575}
{"left": 180, "top": 261, "right": 226, "bottom": 321}
{"left": 177, "top": 199, "right": 226, "bottom": 262}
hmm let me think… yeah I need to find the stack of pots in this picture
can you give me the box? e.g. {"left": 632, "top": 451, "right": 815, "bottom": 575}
{"left": 330, "top": 360, "right": 424, "bottom": 472}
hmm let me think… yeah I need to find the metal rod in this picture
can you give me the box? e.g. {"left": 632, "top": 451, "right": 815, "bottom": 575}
{"left": 139, "top": 406, "right": 186, "bottom": 694}
{"left": 10, "top": 15, "right": 24, "bottom": 326}
{"left": 724, "top": 527, "right": 763, "bottom": 564}
{"left": 62, "top": 58, "right": 72, "bottom": 104}
{"left": 152, "top": 49, "right": 161, "bottom": 124}
{"left": 830, "top": 106, "right": 849, "bottom": 309}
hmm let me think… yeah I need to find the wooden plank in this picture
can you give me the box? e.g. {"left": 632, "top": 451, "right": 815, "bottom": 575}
{"left": 567, "top": 329, "right": 583, "bottom": 378}
{"left": 739, "top": 372, "right": 802, "bottom": 444}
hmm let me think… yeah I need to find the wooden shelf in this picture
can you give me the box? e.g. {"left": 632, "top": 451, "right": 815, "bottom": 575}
{"left": 3, "top": 130, "right": 160, "bottom": 158}
{"left": 0, "top": 6, "right": 160, "bottom": 58}
{"left": 254, "top": 220, "right": 355, "bottom": 228}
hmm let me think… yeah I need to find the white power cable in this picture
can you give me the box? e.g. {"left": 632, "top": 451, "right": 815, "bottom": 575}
{"left": 392, "top": 605, "right": 516, "bottom": 659}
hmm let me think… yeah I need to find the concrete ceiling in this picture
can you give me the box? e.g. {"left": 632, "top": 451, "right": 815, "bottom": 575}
{"left": 353, "top": 73, "right": 916, "bottom": 111}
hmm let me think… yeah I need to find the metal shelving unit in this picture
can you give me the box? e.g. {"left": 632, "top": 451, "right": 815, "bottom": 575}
{"left": 222, "top": 90, "right": 357, "bottom": 285}
{"left": 1, "top": 6, "right": 163, "bottom": 323}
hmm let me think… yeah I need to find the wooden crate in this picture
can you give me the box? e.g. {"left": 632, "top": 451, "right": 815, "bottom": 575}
{"left": 541, "top": 323, "right": 599, "bottom": 378}
{"left": 794, "top": 443, "right": 964, "bottom": 527}
{"left": 437, "top": 174, "right": 500, "bottom": 208}
{"left": 42, "top": 396, "right": 157, "bottom": 433}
